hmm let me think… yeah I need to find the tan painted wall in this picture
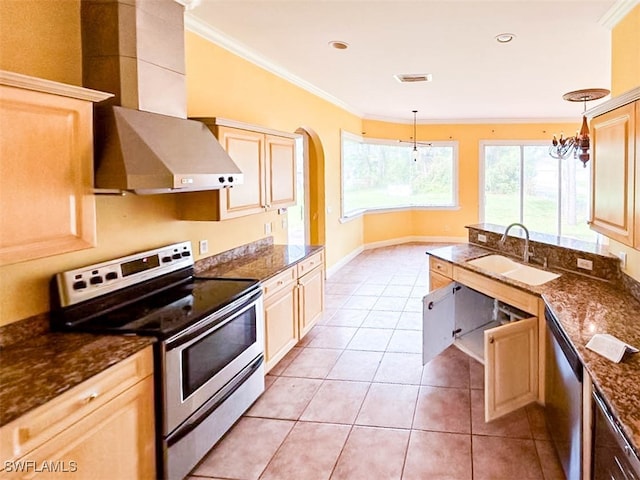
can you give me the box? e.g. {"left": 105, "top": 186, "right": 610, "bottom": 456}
{"left": 605, "top": 4, "right": 640, "bottom": 282}
{"left": 0, "top": 6, "right": 362, "bottom": 326}
{"left": 611, "top": 4, "right": 640, "bottom": 96}
{"left": 360, "top": 120, "right": 577, "bottom": 244}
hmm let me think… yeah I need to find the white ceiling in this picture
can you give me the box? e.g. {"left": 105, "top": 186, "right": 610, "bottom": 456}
{"left": 186, "top": 0, "right": 623, "bottom": 123}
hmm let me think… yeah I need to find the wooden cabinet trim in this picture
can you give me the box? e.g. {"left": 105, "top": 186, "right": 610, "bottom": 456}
{"left": 429, "top": 257, "right": 453, "bottom": 278}
{"left": 452, "top": 266, "right": 538, "bottom": 315}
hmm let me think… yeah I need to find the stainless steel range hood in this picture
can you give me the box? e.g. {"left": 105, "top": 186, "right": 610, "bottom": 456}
{"left": 82, "top": 0, "right": 242, "bottom": 194}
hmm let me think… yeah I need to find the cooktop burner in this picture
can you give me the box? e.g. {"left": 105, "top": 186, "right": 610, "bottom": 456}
{"left": 53, "top": 277, "right": 259, "bottom": 339}
{"left": 51, "top": 241, "right": 261, "bottom": 339}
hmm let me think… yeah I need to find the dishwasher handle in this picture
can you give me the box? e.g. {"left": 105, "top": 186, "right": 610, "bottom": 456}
{"left": 545, "top": 305, "right": 582, "bottom": 382}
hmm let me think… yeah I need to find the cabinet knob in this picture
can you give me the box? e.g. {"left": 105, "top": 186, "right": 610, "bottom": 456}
{"left": 84, "top": 392, "right": 99, "bottom": 403}
{"left": 488, "top": 336, "right": 495, "bottom": 344}
{"left": 277, "top": 280, "right": 283, "bottom": 285}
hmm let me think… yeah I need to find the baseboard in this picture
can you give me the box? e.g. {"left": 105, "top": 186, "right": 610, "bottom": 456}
{"left": 364, "top": 236, "right": 466, "bottom": 250}
{"left": 326, "top": 236, "right": 466, "bottom": 278}
{"left": 325, "top": 245, "right": 364, "bottom": 279}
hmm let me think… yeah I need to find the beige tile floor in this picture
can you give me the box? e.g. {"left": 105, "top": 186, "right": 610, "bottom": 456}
{"left": 190, "top": 244, "right": 565, "bottom": 480}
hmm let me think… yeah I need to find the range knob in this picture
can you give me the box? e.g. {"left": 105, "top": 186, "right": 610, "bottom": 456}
{"left": 162, "top": 256, "right": 172, "bottom": 263}
{"left": 181, "top": 251, "right": 191, "bottom": 257}
{"left": 73, "top": 280, "right": 88, "bottom": 290}
{"left": 228, "top": 176, "right": 234, "bottom": 183}
{"left": 218, "top": 176, "right": 225, "bottom": 184}
{"left": 105, "top": 272, "right": 118, "bottom": 281}
{"left": 90, "top": 276, "right": 104, "bottom": 285}
{"left": 172, "top": 253, "right": 182, "bottom": 260}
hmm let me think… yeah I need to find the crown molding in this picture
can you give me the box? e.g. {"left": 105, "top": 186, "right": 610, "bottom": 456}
{"left": 184, "top": 13, "right": 363, "bottom": 118}
{"left": 0, "top": 70, "right": 112, "bottom": 103}
{"left": 362, "top": 114, "right": 578, "bottom": 125}
{"left": 599, "top": 0, "right": 640, "bottom": 28}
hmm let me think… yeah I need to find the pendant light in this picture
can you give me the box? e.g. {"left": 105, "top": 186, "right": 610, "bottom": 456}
{"left": 398, "top": 110, "right": 431, "bottom": 161}
{"left": 549, "top": 88, "right": 609, "bottom": 167}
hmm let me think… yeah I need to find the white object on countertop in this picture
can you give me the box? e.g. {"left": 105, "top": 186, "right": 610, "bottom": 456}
{"left": 586, "top": 333, "right": 639, "bottom": 363}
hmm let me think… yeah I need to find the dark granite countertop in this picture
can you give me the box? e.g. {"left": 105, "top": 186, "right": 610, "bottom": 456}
{"left": 426, "top": 243, "right": 640, "bottom": 456}
{"left": 0, "top": 333, "right": 154, "bottom": 427}
{"left": 196, "top": 244, "right": 325, "bottom": 281}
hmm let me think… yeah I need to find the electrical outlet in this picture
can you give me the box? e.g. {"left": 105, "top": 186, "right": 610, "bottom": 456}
{"left": 264, "top": 222, "right": 272, "bottom": 234}
{"left": 577, "top": 258, "right": 593, "bottom": 270}
{"left": 616, "top": 251, "right": 627, "bottom": 269}
{"left": 478, "top": 234, "right": 487, "bottom": 243}
{"left": 199, "top": 240, "right": 209, "bottom": 255}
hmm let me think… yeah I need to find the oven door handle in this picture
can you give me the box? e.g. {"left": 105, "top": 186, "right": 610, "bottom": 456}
{"left": 166, "top": 354, "right": 264, "bottom": 447}
{"left": 165, "top": 289, "right": 262, "bottom": 350}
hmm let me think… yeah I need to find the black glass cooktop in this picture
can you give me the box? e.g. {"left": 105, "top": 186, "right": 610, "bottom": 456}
{"left": 52, "top": 277, "right": 260, "bottom": 339}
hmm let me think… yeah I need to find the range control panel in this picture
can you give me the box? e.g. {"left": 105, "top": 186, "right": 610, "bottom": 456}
{"left": 56, "top": 242, "right": 194, "bottom": 307}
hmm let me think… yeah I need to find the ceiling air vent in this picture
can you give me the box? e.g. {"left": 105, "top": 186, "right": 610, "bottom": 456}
{"left": 393, "top": 73, "right": 433, "bottom": 83}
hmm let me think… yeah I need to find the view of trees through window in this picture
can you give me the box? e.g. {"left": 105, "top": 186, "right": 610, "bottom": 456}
{"left": 482, "top": 143, "right": 596, "bottom": 242}
{"left": 342, "top": 133, "right": 457, "bottom": 216}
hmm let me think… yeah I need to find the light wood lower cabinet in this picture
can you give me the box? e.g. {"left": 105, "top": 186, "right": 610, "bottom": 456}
{"left": 298, "top": 263, "right": 324, "bottom": 339}
{"left": 0, "top": 347, "right": 155, "bottom": 479}
{"left": 263, "top": 251, "right": 325, "bottom": 373}
{"left": 425, "top": 260, "right": 539, "bottom": 422}
{"left": 263, "top": 271, "right": 299, "bottom": 372}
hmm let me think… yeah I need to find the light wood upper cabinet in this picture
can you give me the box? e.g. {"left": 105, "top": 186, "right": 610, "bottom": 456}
{"left": 0, "top": 347, "right": 155, "bottom": 479}
{"left": 217, "top": 126, "right": 266, "bottom": 218}
{"left": 0, "top": 71, "right": 111, "bottom": 265}
{"left": 590, "top": 102, "right": 636, "bottom": 245}
{"left": 265, "top": 134, "right": 296, "bottom": 209}
{"left": 178, "top": 119, "right": 299, "bottom": 221}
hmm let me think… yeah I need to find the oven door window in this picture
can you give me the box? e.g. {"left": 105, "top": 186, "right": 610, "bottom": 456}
{"left": 181, "top": 307, "right": 257, "bottom": 399}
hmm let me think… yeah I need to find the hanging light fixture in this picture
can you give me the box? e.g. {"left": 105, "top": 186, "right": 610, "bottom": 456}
{"left": 549, "top": 88, "right": 609, "bottom": 167}
{"left": 399, "top": 110, "right": 431, "bottom": 161}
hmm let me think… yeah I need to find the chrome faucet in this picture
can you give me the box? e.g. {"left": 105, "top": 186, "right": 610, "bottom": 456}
{"left": 499, "top": 223, "right": 531, "bottom": 263}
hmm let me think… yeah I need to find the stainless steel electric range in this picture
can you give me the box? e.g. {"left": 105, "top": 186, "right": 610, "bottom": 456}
{"left": 51, "top": 241, "right": 265, "bottom": 480}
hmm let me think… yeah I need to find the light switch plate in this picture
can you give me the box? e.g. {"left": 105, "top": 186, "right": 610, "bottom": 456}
{"left": 199, "top": 240, "right": 208, "bottom": 255}
{"left": 478, "top": 234, "right": 487, "bottom": 243}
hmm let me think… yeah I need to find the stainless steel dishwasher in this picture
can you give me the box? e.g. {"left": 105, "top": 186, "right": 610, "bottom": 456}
{"left": 545, "top": 306, "right": 583, "bottom": 480}
{"left": 592, "top": 389, "right": 640, "bottom": 479}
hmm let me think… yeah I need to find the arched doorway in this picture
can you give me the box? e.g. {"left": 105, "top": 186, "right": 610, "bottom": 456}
{"left": 293, "top": 127, "right": 325, "bottom": 246}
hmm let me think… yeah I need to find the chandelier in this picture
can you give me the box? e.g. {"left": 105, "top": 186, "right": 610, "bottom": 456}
{"left": 549, "top": 88, "right": 609, "bottom": 167}
{"left": 399, "top": 110, "right": 432, "bottom": 161}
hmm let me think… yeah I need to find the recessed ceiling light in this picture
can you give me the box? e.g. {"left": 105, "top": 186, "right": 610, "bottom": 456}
{"left": 495, "top": 33, "right": 516, "bottom": 44}
{"left": 328, "top": 40, "right": 349, "bottom": 50}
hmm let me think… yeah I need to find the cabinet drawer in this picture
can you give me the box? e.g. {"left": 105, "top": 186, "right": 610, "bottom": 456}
{"left": 430, "top": 256, "right": 453, "bottom": 278}
{"left": 0, "top": 346, "right": 153, "bottom": 462}
{"left": 453, "top": 266, "right": 538, "bottom": 315}
{"left": 262, "top": 267, "right": 296, "bottom": 298}
{"left": 297, "top": 251, "right": 324, "bottom": 277}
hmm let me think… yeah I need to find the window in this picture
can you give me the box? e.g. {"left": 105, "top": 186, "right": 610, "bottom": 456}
{"left": 480, "top": 141, "right": 596, "bottom": 242}
{"left": 341, "top": 132, "right": 458, "bottom": 217}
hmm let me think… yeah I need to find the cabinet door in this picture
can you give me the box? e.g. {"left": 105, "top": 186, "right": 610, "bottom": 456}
{"left": 1, "top": 377, "right": 156, "bottom": 480}
{"left": 264, "top": 285, "right": 298, "bottom": 372}
{"left": 429, "top": 271, "right": 452, "bottom": 292}
{"left": 0, "top": 85, "right": 97, "bottom": 265}
{"left": 217, "top": 127, "right": 266, "bottom": 218}
{"left": 635, "top": 102, "right": 640, "bottom": 249}
{"left": 590, "top": 103, "right": 636, "bottom": 245}
{"left": 422, "top": 283, "right": 456, "bottom": 365}
{"left": 265, "top": 135, "right": 296, "bottom": 209}
{"left": 484, "top": 316, "right": 538, "bottom": 422}
{"left": 298, "top": 267, "right": 324, "bottom": 339}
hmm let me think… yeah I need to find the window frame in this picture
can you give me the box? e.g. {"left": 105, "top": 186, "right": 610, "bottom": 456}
{"left": 478, "top": 139, "right": 594, "bottom": 241}
{"left": 340, "top": 130, "right": 459, "bottom": 219}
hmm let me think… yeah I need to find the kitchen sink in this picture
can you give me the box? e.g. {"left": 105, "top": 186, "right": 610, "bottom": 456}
{"left": 466, "top": 254, "right": 560, "bottom": 286}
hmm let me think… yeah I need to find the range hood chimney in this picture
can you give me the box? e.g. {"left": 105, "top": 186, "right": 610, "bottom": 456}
{"left": 81, "top": 0, "right": 242, "bottom": 194}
